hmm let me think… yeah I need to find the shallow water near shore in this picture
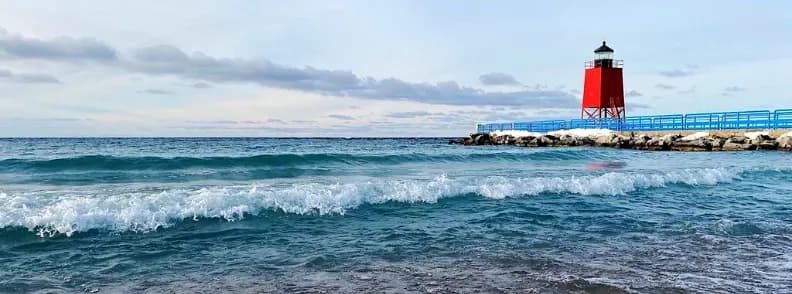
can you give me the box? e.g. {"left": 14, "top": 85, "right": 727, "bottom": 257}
{"left": 1, "top": 138, "right": 791, "bottom": 293}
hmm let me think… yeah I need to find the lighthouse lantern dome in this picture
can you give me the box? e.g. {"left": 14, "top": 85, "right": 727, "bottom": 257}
{"left": 594, "top": 41, "right": 614, "bottom": 60}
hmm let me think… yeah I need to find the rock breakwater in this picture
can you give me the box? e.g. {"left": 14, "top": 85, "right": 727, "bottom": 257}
{"left": 450, "top": 131, "right": 792, "bottom": 152}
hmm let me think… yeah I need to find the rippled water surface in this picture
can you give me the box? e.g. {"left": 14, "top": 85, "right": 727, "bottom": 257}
{"left": 1, "top": 138, "right": 791, "bottom": 293}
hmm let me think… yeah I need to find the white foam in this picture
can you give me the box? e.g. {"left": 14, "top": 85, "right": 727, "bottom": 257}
{"left": 778, "top": 131, "right": 792, "bottom": 138}
{"left": 0, "top": 168, "right": 739, "bottom": 237}
{"left": 680, "top": 132, "right": 709, "bottom": 141}
{"left": 548, "top": 128, "right": 615, "bottom": 138}
{"left": 490, "top": 130, "right": 543, "bottom": 137}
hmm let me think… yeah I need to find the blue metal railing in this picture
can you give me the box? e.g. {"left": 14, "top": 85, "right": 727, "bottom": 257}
{"left": 476, "top": 108, "right": 792, "bottom": 133}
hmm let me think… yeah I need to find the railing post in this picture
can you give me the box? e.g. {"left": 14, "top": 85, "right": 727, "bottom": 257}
{"left": 774, "top": 110, "right": 778, "bottom": 129}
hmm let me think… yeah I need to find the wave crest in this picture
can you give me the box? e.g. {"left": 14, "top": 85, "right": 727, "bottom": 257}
{"left": 0, "top": 150, "right": 606, "bottom": 171}
{"left": 0, "top": 168, "right": 737, "bottom": 237}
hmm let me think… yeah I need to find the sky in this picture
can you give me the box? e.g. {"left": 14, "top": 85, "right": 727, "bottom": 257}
{"left": 0, "top": 0, "right": 790, "bottom": 137}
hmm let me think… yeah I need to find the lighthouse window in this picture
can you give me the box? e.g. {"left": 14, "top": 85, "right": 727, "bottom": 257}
{"left": 596, "top": 52, "right": 613, "bottom": 60}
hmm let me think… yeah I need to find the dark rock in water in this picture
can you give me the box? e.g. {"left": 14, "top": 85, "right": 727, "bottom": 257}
{"left": 473, "top": 133, "right": 491, "bottom": 145}
{"left": 448, "top": 138, "right": 470, "bottom": 145}
{"left": 538, "top": 135, "right": 559, "bottom": 147}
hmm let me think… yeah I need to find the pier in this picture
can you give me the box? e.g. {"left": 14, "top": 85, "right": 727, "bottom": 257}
{"left": 476, "top": 108, "right": 792, "bottom": 133}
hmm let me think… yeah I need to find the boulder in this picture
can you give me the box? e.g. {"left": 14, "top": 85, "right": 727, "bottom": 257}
{"left": 545, "top": 134, "right": 560, "bottom": 144}
{"left": 722, "top": 142, "right": 756, "bottom": 151}
{"left": 515, "top": 136, "right": 536, "bottom": 147}
{"left": 662, "top": 134, "right": 683, "bottom": 144}
{"left": 728, "top": 135, "right": 748, "bottom": 144}
{"left": 750, "top": 134, "right": 773, "bottom": 145}
{"left": 777, "top": 136, "right": 792, "bottom": 151}
{"left": 538, "top": 135, "right": 559, "bottom": 147}
{"left": 579, "top": 136, "right": 595, "bottom": 146}
{"left": 633, "top": 135, "right": 652, "bottom": 149}
{"left": 671, "top": 138, "right": 712, "bottom": 152}
{"left": 558, "top": 135, "right": 579, "bottom": 146}
{"left": 757, "top": 141, "right": 779, "bottom": 150}
{"left": 611, "top": 135, "right": 635, "bottom": 149}
{"left": 473, "top": 133, "right": 491, "bottom": 145}
{"left": 594, "top": 134, "right": 616, "bottom": 147}
{"left": 492, "top": 135, "right": 514, "bottom": 145}
{"left": 708, "top": 137, "right": 726, "bottom": 151}
{"left": 722, "top": 136, "right": 757, "bottom": 151}
{"left": 643, "top": 134, "right": 679, "bottom": 151}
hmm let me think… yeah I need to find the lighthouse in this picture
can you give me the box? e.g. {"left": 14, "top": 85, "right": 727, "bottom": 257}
{"left": 581, "top": 41, "right": 625, "bottom": 122}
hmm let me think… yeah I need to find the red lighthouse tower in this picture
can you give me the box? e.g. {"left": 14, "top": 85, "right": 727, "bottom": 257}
{"left": 581, "top": 41, "right": 625, "bottom": 121}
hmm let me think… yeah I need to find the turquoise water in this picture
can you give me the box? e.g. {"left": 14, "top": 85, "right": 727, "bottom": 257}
{"left": 0, "top": 138, "right": 791, "bottom": 292}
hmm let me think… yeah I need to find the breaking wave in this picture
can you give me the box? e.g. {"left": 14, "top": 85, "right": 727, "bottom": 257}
{"left": 0, "top": 168, "right": 739, "bottom": 237}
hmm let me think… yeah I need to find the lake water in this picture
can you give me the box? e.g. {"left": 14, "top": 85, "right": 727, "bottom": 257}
{"left": 1, "top": 138, "right": 790, "bottom": 292}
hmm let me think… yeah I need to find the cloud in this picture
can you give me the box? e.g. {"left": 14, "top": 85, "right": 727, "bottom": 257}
{"left": 385, "top": 111, "right": 435, "bottom": 118}
{"left": 721, "top": 86, "right": 746, "bottom": 96}
{"left": 182, "top": 119, "right": 291, "bottom": 125}
{"left": 327, "top": 114, "right": 355, "bottom": 120}
{"left": 0, "top": 27, "right": 116, "bottom": 61}
{"left": 192, "top": 82, "right": 212, "bottom": 89}
{"left": 723, "top": 86, "right": 745, "bottom": 92}
{"left": 0, "top": 28, "right": 577, "bottom": 108}
{"left": 659, "top": 69, "right": 694, "bottom": 78}
{"left": 625, "top": 90, "right": 642, "bottom": 97}
{"left": 479, "top": 72, "right": 520, "bottom": 85}
{"left": 0, "top": 68, "right": 60, "bottom": 84}
{"left": 655, "top": 83, "right": 675, "bottom": 90}
{"left": 12, "top": 117, "right": 94, "bottom": 123}
{"left": 127, "top": 45, "right": 578, "bottom": 107}
{"left": 677, "top": 86, "right": 696, "bottom": 94}
{"left": 139, "top": 88, "right": 174, "bottom": 95}
{"left": 629, "top": 103, "right": 652, "bottom": 110}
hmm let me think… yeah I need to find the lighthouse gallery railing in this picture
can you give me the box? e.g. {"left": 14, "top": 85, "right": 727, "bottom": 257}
{"left": 476, "top": 109, "right": 792, "bottom": 133}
